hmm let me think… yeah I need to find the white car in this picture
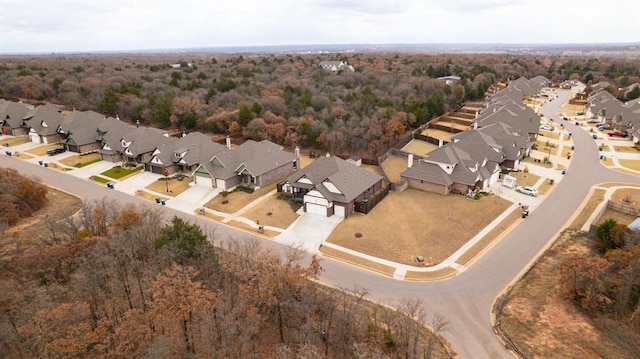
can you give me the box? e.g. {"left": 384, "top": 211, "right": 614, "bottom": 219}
{"left": 516, "top": 186, "right": 538, "bottom": 197}
{"left": 539, "top": 125, "right": 552, "bottom": 131}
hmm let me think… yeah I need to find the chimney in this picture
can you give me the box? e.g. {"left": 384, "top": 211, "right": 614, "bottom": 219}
{"left": 116, "top": 114, "right": 120, "bottom": 121}
{"left": 181, "top": 130, "right": 187, "bottom": 138}
{"left": 408, "top": 153, "right": 413, "bottom": 168}
{"left": 226, "top": 135, "right": 231, "bottom": 149}
{"left": 294, "top": 146, "right": 300, "bottom": 158}
{"left": 326, "top": 152, "right": 331, "bottom": 157}
{"left": 438, "top": 139, "right": 443, "bottom": 147}
{"left": 475, "top": 109, "right": 479, "bottom": 118}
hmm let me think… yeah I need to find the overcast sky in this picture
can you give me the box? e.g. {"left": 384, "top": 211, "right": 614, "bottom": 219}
{"left": 1, "top": 0, "right": 638, "bottom": 54}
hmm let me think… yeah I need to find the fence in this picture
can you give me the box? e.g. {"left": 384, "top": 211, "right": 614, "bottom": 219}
{"left": 589, "top": 199, "right": 640, "bottom": 234}
{"left": 354, "top": 184, "right": 391, "bottom": 214}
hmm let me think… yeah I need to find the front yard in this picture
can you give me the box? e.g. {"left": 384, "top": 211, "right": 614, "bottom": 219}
{"left": 101, "top": 165, "right": 143, "bottom": 179}
{"left": 59, "top": 153, "right": 101, "bottom": 168}
{"left": 145, "top": 177, "right": 193, "bottom": 196}
{"left": 204, "top": 181, "right": 278, "bottom": 213}
{"left": 326, "top": 188, "right": 511, "bottom": 266}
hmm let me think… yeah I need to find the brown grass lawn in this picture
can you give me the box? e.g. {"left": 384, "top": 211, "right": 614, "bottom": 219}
{"left": 617, "top": 159, "right": 640, "bottom": 171}
{"left": 612, "top": 145, "right": 640, "bottom": 153}
{"left": 13, "top": 152, "right": 34, "bottom": 160}
{"left": 326, "top": 189, "right": 511, "bottom": 265}
{"left": 25, "top": 144, "right": 63, "bottom": 156}
{"left": 536, "top": 178, "right": 555, "bottom": 195}
{"left": 538, "top": 130, "right": 560, "bottom": 140}
{"left": 135, "top": 190, "right": 169, "bottom": 203}
{"left": 420, "top": 128, "right": 453, "bottom": 142}
{"left": 228, "top": 220, "right": 281, "bottom": 238}
{"left": 59, "top": 153, "right": 101, "bottom": 167}
{"left": 521, "top": 156, "right": 553, "bottom": 168}
{"left": 240, "top": 194, "right": 300, "bottom": 230}
{"left": 320, "top": 246, "right": 396, "bottom": 276}
{"left": 568, "top": 188, "right": 606, "bottom": 230}
{"left": 456, "top": 208, "right": 521, "bottom": 266}
{"left": 380, "top": 154, "right": 409, "bottom": 183}
{"left": 1, "top": 136, "right": 29, "bottom": 147}
{"left": 599, "top": 209, "right": 637, "bottom": 226}
{"left": 204, "top": 182, "right": 277, "bottom": 213}
{"left": 505, "top": 171, "right": 541, "bottom": 188}
{"left": 534, "top": 140, "right": 559, "bottom": 156}
{"left": 401, "top": 139, "right": 438, "bottom": 156}
{"left": 560, "top": 146, "right": 572, "bottom": 158}
{"left": 145, "top": 177, "right": 193, "bottom": 196}
{"left": 610, "top": 187, "right": 640, "bottom": 211}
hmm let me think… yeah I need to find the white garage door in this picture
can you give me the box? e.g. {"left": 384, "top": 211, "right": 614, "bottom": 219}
{"left": 196, "top": 175, "right": 213, "bottom": 188}
{"left": 334, "top": 204, "right": 345, "bottom": 217}
{"left": 29, "top": 132, "right": 40, "bottom": 143}
{"left": 306, "top": 202, "right": 327, "bottom": 216}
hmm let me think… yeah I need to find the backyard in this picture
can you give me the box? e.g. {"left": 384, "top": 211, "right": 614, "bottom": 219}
{"left": 326, "top": 188, "right": 512, "bottom": 266}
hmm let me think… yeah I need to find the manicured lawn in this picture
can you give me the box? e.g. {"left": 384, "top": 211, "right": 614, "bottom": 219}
{"left": 90, "top": 175, "right": 111, "bottom": 184}
{"left": 145, "top": 177, "right": 193, "bottom": 196}
{"left": 204, "top": 181, "right": 278, "bottom": 213}
{"left": 59, "top": 153, "right": 101, "bottom": 168}
{"left": 326, "top": 188, "right": 511, "bottom": 266}
{"left": 240, "top": 194, "right": 300, "bottom": 230}
{"left": 612, "top": 145, "right": 640, "bottom": 153}
{"left": 101, "top": 165, "right": 142, "bottom": 179}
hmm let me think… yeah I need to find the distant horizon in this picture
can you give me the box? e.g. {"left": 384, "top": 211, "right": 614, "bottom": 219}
{"left": 2, "top": 0, "right": 637, "bottom": 54}
{"left": 2, "top": 41, "right": 640, "bottom": 56}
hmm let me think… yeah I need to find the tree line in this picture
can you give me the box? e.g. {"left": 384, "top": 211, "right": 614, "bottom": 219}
{"left": 2, "top": 53, "right": 638, "bottom": 157}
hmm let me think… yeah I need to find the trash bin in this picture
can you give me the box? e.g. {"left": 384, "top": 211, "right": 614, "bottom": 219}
{"left": 43, "top": 162, "right": 48, "bottom": 168}
{"left": 38, "top": 160, "right": 43, "bottom": 165}
{"left": 155, "top": 198, "right": 161, "bottom": 203}
{"left": 592, "top": 134, "right": 598, "bottom": 139}
{"left": 521, "top": 210, "right": 529, "bottom": 218}
{"left": 561, "top": 169, "right": 566, "bottom": 175}
{"left": 160, "top": 199, "right": 166, "bottom": 206}
{"left": 5, "top": 151, "right": 11, "bottom": 156}
{"left": 600, "top": 155, "right": 604, "bottom": 160}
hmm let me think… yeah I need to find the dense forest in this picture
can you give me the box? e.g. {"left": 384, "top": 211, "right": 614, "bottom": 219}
{"left": 0, "top": 172, "right": 451, "bottom": 358}
{"left": 2, "top": 53, "right": 639, "bottom": 157}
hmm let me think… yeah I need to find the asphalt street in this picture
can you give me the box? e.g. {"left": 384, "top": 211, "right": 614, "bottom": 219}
{"left": 1, "top": 89, "right": 638, "bottom": 358}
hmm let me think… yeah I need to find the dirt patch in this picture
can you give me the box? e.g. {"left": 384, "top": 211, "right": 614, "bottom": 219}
{"left": 327, "top": 189, "right": 511, "bottom": 265}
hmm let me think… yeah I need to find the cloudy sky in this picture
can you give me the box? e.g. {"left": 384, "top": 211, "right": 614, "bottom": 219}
{"left": 1, "top": 0, "right": 638, "bottom": 53}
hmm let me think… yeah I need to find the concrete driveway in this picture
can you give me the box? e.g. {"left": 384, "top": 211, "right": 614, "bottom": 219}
{"left": 165, "top": 184, "right": 220, "bottom": 212}
{"left": 114, "top": 171, "right": 160, "bottom": 194}
{"left": 65, "top": 160, "right": 116, "bottom": 180}
{"left": 275, "top": 212, "right": 343, "bottom": 253}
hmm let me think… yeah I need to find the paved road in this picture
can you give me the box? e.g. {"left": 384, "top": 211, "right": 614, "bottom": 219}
{"left": 1, "top": 89, "right": 638, "bottom": 358}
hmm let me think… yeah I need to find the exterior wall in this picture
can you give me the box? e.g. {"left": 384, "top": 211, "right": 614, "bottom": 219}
{"left": 403, "top": 177, "right": 449, "bottom": 195}
{"left": 224, "top": 175, "right": 242, "bottom": 191}
{"left": 256, "top": 162, "right": 296, "bottom": 186}
{"left": 42, "top": 134, "right": 61, "bottom": 144}
{"left": 77, "top": 142, "right": 101, "bottom": 154}
{"left": 451, "top": 182, "right": 471, "bottom": 195}
{"left": 501, "top": 159, "right": 517, "bottom": 170}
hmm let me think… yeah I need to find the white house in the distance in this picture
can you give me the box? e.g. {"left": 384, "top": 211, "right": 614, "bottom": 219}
{"left": 319, "top": 61, "right": 354, "bottom": 72}
{"left": 438, "top": 75, "right": 461, "bottom": 86}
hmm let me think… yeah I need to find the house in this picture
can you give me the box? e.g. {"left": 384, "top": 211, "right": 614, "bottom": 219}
{"left": 194, "top": 140, "right": 298, "bottom": 191}
{"left": 279, "top": 155, "right": 384, "bottom": 217}
{"left": 0, "top": 100, "right": 31, "bottom": 136}
{"left": 437, "top": 75, "right": 461, "bottom": 86}
{"left": 401, "top": 142, "right": 499, "bottom": 196}
{"left": 475, "top": 100, "right": 540, "bottom": 141}
{"left": 57, "top": 110, "right": 114, "bottom": 153}
{"left": 145, "top": 132, "right": 226, "bottom": 175}
{"left": 23, "top": 104, "right": 64, "bottom": 144}
{"left": 318, "top": 61, "right": 354, "bottom": 72}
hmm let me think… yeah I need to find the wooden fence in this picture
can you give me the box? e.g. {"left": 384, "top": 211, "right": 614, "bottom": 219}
{"left": 355, "top": 184, "right": 391, "bottom": 214}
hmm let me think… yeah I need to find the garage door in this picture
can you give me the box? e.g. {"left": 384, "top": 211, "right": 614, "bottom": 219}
{"left": 306, "top": 202, "right": 327, "bottom": 216}
{"left": 334, "top": 204, "right": 345, "bottom": 217}
{"left": 196, "top": 175, "right": 213, "bottom": 188}
{"left": 29, "top": 132, "right": 40, "bottom": 143}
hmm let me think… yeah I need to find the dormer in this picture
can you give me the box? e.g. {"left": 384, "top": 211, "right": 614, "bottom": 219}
{"left": 322, "top": 180, "right": 342, "bottom": 194}
{"left": 296, "top": 175, "right": 313, "bottom": 185}
{"left": 174, "top": 148, "right": 188, "bottom": 159}
{"left": 210, "top": 156, "right": 224, "bottom": 167}
{"left": 121, "top": 139, "right": 132, "bottom": 148}
{"left": 41, "top": 120, "right": 48, "bottom": 128}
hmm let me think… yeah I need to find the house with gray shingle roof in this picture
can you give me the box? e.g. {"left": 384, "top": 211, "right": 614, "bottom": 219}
{"left": 145, "top": 132, "right": 226, "bottom": 175}
{"left": 194, "top": 140, "right": 298, "bottom": 191}
{"left": 319, "top": 61, "right": 354, "bottom": 72}
{"left": 0, "top": 100, "right": 31, "bottom": 136}
{"left": 23, "top": 104, "right": 64, "bottom": 144}
{"left": 279, "top": 154, "right": 384, "bottom": 217}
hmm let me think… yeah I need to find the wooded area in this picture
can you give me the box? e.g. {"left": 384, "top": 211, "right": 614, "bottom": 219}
{"left": 0, "top": 183, "right": 451, "bottom": 358}
{"left": 1, "top": 53, "right": 639, "bottom": 158}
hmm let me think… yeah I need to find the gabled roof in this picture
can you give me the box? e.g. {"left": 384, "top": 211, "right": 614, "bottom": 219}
{"left": 0, "top": 100, "right": 31, "bottom": 128}
{"left": 400, "top": 160, "right": 453, "bottom": 186}
{"left": 23, "top": 104, "right": 64, "bottom": 136}
{"left": 122, "top": 127, "right": 174, "bottom": 157}
{"left": 287, "top": 155, "right": 383, "bottom": 203}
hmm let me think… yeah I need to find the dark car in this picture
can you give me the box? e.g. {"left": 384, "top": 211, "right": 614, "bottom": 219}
{"left": 46, "top": 148, "right": 66, "bottom": 156}
{"left": 608, "top": 131, "right": 628, "bottom": 138}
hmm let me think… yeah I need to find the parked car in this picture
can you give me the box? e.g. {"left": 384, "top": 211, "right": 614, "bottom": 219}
{"left": 608, "top": 131, "right": 628, "bottom": 138}
{"left": 587, "top": 119, "right": 599, "bottom": 124}
{"left": 539, "top": 125, "right": 552, "bottom": 131}
{"left": 596, "top": 123, "right": 609, "bottom": 127}
{"left": 516, "top": 186, "right": 538, "bottom": 197}
{"left": 46, "top": 148, "right": 66, "bottom": 156}
{"left": 597, "top": 124, "right": 611, "bottom": 131}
